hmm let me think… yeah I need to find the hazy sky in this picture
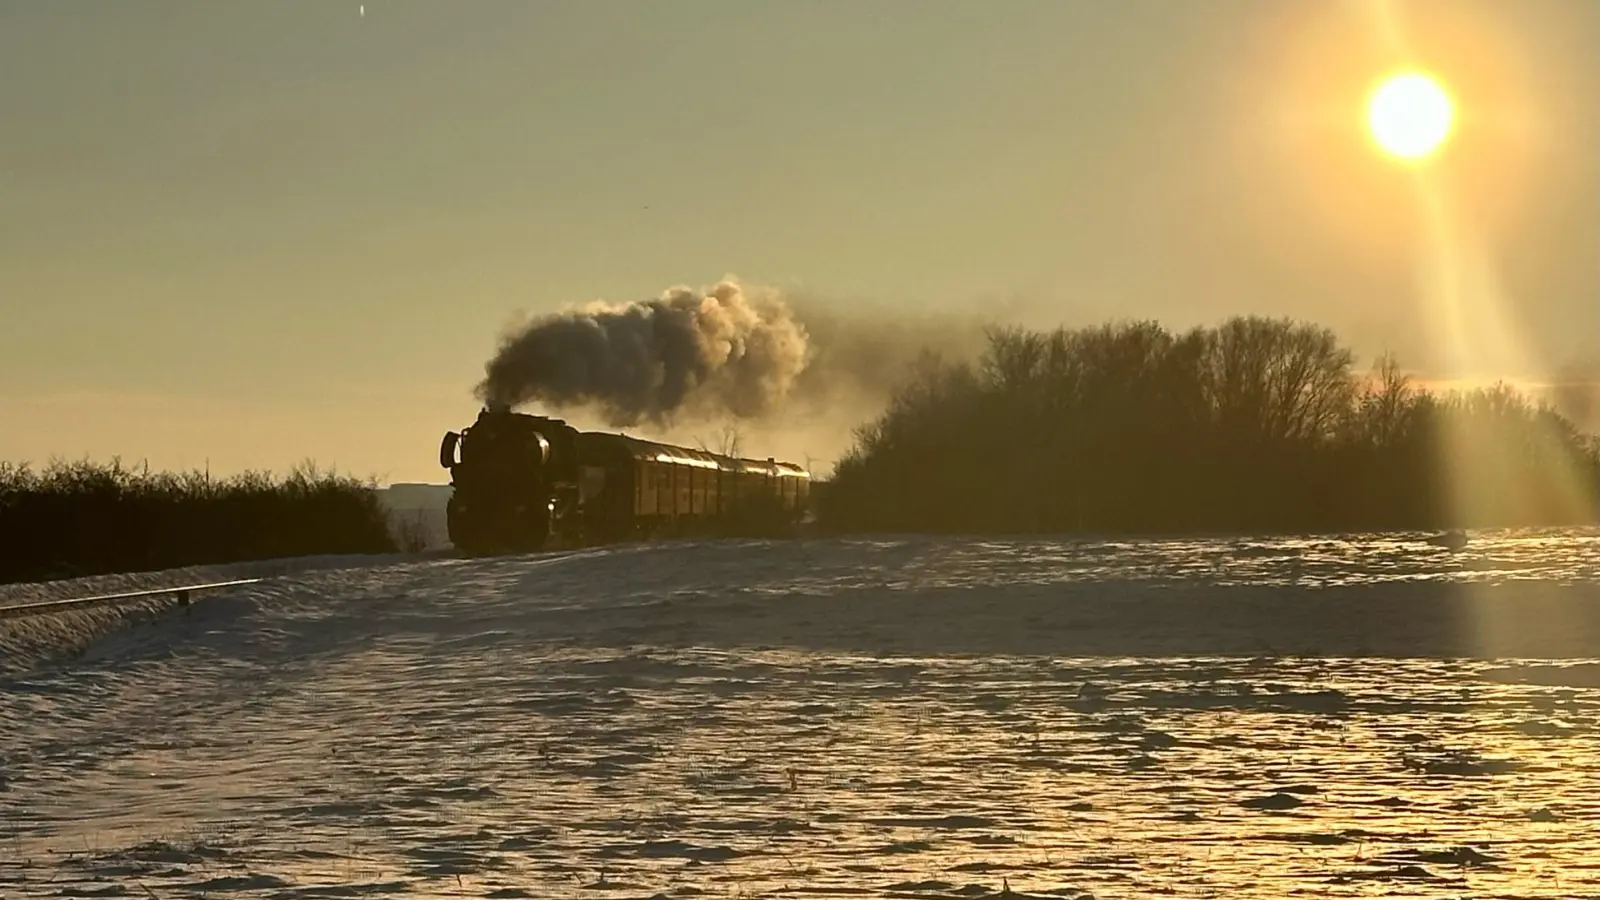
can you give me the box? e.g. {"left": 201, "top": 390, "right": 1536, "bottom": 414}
{"left": 3, "top": 0, "right": 1596, "bottom": 483}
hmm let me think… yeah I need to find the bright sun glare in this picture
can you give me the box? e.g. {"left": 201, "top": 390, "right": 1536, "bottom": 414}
{"left": 1367, "top": 71, "right": 1454, "bottom": 161}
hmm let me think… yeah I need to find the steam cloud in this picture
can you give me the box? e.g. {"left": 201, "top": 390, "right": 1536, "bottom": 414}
{"left": 478, "top": 280, "right": 810, "bottom": 427}
{"left": 476, "top": 278, "right": 991, "bottom": 429}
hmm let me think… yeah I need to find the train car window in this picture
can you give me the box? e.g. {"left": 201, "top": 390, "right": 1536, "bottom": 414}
{"left": 630, "top": 462, "right": 642, "bottom": 518}
{"left": 658, "top": 464, "right": 671, "bottom": 517}
{"left": 579, "top": 466, "right": 606, "bottom": 505}
{"left": 638, "top": 461, "right": 654, "bottom": 517}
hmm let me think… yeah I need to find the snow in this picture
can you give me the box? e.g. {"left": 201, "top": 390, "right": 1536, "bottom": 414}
{"left": 4, "top": 531, "right": 1600, "bottom": 898}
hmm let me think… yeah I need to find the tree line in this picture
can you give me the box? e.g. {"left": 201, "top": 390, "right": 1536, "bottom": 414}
{"left": 822, "top": 316, "right": 1600, "bottom": 534}
{"left": 0, "top": 459, "right": 396, "bottom": 584}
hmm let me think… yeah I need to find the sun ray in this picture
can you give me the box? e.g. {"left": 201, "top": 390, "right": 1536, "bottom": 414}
{"left": 1357, "top": 2, "right": 1596, "bottom": 662}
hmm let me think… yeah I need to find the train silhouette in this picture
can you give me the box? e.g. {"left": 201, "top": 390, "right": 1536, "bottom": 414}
{"left": 440, "top": 406, "right": 811, "bottom": 554}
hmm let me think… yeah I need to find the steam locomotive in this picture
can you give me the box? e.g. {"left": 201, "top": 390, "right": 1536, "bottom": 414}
{"left": 439, "top": 407, "right": 811, "bottom": 554}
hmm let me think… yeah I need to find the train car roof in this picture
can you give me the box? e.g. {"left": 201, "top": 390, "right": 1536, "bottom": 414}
{"left": 576, "top": 430, "right": 809, "bottom": 477}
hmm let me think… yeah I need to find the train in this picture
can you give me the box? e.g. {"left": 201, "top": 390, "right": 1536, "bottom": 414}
{"left": 439, "top": 406, "right": 811, "bottom": 554}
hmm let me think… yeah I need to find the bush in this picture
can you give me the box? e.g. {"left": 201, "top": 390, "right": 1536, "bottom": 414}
{"left": 0, "top": 459, "right": 398, "bottom": 584}
{"left": 822, "top": 316, "right": 1600, "bottom": 535}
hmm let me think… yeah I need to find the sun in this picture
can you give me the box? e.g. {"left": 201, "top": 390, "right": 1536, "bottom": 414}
{"left": 1367, "top": 71, "right": 1455, "bottom": 161}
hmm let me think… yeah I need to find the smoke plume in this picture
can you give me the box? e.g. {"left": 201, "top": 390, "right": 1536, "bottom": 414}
{"left": 473, "top": 275, "right": 998, "bottom": 438}
{"left": 786, "top": 297, "right": 992, "bottom": 409}
{"left": 477, "top": 280, "right": 810, "bottom": 427}
{"left": 477, "top": 277, "right": 995, "bottom": 439}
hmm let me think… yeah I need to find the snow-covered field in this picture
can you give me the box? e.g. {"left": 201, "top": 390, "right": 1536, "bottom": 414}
{"left": 4, "top": 531, "right": 1600, "bottom": 898}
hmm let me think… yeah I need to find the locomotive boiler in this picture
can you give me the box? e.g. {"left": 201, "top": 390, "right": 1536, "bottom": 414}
{"left": 439, "top": 407, "right": 810, "bottom": 554}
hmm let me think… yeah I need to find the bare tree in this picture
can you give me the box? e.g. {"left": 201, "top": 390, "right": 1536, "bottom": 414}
{"left": 1352, "top": 352, "right": 1414, "bottom": 447}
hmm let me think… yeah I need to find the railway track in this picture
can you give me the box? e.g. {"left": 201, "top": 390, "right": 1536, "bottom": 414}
{"left": 0, "top": 578, "right": 263, "bottom": 619}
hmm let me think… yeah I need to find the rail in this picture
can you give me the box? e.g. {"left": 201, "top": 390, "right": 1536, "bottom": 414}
{"left": 0, "top": 578, "right": 263, "bottom": 619}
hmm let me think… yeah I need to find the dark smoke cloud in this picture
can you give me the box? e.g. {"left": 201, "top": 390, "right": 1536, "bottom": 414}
{"left": 476, "top": 279, "right": 993, "bottom": 429}
{"left": 477, "top": 280, "right": 809, "bottom": 427}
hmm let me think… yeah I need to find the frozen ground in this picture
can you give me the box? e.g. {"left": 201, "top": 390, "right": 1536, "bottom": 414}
{"left": 4, "top": 530, "right": 1600, "bottom": 898}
